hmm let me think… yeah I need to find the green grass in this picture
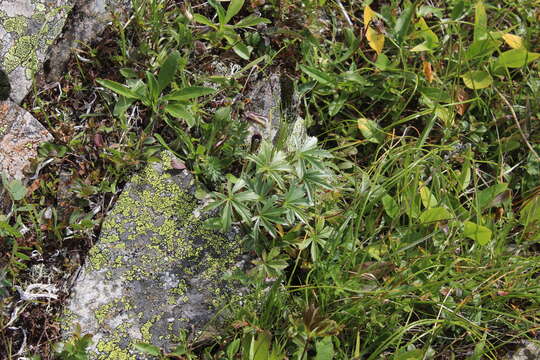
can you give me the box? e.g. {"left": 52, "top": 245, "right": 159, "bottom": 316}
{"left": 1, "top": 0, "right": 540, "bottom": 359}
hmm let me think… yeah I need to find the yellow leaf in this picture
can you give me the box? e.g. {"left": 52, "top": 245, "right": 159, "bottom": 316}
{"left": 364, "top": 5, "right": 376, "bottom": 31}
{"left": 422, "top": 61, "right": 434, "bottom": 83}
{"left": 366, "top": 27, "right": 385, "bottom": 55}
{"left": 502, "top": 33, "right": 524, "bottom": 49}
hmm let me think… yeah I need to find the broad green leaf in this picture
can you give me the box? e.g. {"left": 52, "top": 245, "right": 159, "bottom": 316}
{"left": 6, "top": 179, "right": 27, "bottom": 201}
{"left": 157, "top": 50, "right": 180, "bottom": 93}
{"left": 357, "top": 118, "right": 385, "bottom": 144}
{"left": 394, "top": 2, "right": 416, "bottom": 44}
{"left": 193, "top": 13, "right": 215, "bottom": 27}
{"left": 464, "top": 40, "right": 501, "bottom": 60}
{"left": 502, "top": 33, "right": 524, "bottom": 49}
{"left": 233, "top": 41, "right": 252, "bottom": 60}
{"left": 234, "top": 14, "right": 271, "bottom": 28}
{"left": 224, "top": 0, "right": 245, "bottom": 24}
{"left": 411, "top": 17, "right": 439, "bottom": 51}
{"left": 134, "top": 343, "right": 161, "bottom": 356}
{"left": 463, "top": 221, "right": 492, "bottom": 245}
{"left": 366, "top": 27, "right": 385, "bottom": 55}
{"left": 419, "top": 184, "right": 438, "bottom": 208}
{"left": 96, "top": 79, "right": 140, "bottom": 99}
{"left": 382, "top": 194, "right": 399, "bottom": 218}
{"left": 299, "top": 65, "right": 334, "bottom": 86}
{"left": 451, "top": 1, "right": 466, "bottom": 20}
{"left": 473, "top": 1, "right": 488, "bottom": 42}
{"left": 462, "top": 70, "right": 492, "bottom": 89}
{"left": 226, "top": 338, "right": 241, "bottom": 359}
{"left": 163, "top": 86, "right": 215, "bottom": 101}
{"left": 495, "top": 48, "right": 540, "bottom": 68}
{"left": 419, "top": 207, "right": 452, "bottom": 224}
{"left": 164, "top": 103, "right": 195, "bottom": 127}
{"left": 477, "top": 183, "right": 508, "bottom": 210}
{"left": 315, "top": 337, "right": 334, "bottom": 360}
{"left": 208, "top": 0, "right": 226, "bottom": 25}
{"left": 145, "top": 71, "right": 159, "bottom": 103}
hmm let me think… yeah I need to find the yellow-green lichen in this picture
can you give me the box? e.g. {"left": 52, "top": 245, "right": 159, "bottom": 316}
{"left": 3, "top": 16, "right": 28, "bottom": 35}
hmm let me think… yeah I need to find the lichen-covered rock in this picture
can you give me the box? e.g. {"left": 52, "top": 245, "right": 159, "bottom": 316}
{"left": 0, "top": 0, "right": 71, "bottom": 103}
{"left": 45, "top": 0, "right": 131, "bottom": 81}
{"left": 0, "top": 100, "right": 52, "bottom": 179}
{"left": 62, "top": 153, "right": 244, "bottom": 359}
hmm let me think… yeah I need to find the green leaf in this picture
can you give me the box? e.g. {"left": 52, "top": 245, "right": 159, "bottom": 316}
{"left": 224, "top": 0, "right": 245, "bottom": 24}
{"left": 234, "top": 15, "right": 271, "bottom": 28}
{"left": 458, "top": 149, "right": 472, "bottom": 191}
{"left": 520, "top": 195, "right": 540, "bottom": 226}
{"left": 209, "top": 0, "right": 226, "bottom": 25}
{"left": 145, "top": 71, "right": 159, "bottom": 104}
{"left": 394, "top": 2, "right": 416, "bottom": 44}
{"left": 465, "top": 39, "right": 501, "bottom": 60}
{"left": 0, "top": 221, "right": 22, "bottom": 237}
{"left": 96, "top": 79, "right": 140, "bottom": 99}
{"left": 477, "top": 183, "right": 508, "bottom": 210}
{"left": 226, "top": 338, "right": 241, "bottom": 359}
{"left": 463, "top": 221, "right": 492, "bottom": 245}
{"left": 163, "top": 86, "right": 215, "bottom": 101}
{"left": 157, "top": 50, "right": 181, "bottom": 93}
{"left": 164, "top": 103, "right": 195, "bottom": 127}
{"left": 382, "top": 195, "right": 400, "bottom": 218}
{"left": 193, "top": 13, "right": 215, "bottom": 27}
{"left": 134, "top": 343, "right": 161, "bottom": 356}
{"left": 357, "top": 118, "right": 385, "bottom": 144}
{"left": 299, "top": 65, "right": 335, "bottom": 86}
{"left": 6, "top": 179, "right": 27, "bottom": 201}
{"left": 419, "top": 207, "right": 452, "bottom": 224}
{"left": 494, "top": 48, "right": 540, "bottom": 69}
{"left": 315, "top": 337, "right": 334, "bottom": 360}
{"left": 232, "top": 41, "right": 252, "bottom": 60}
{"left": 419, "top": 184, "right": 438, "bottom": 208}
{"left": 462, "top": 70, "right": 492, "bottom": 89}
{"left": 451, "top": 1, "right": 466, "bottom": 20}
{"left": 473, "top": 1, "right": 488, "bottom": 42}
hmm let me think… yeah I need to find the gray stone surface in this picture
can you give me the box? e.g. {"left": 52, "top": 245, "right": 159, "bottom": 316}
{"left": 0, "top": 99, "right": 52, "bottom": 180}
{"left": 245, "top": 72, "right": 314, "bottom": 152}
{"left": 0, "top": 0, "right": 71, "bottom": 103}
{"left": 62, "top": 152, "right": 244, "bottom": 359}
{"left": 45, "top": 0, "right": 131, "bottom": 81}
{"left": 506, "top": 341, "right": 540, "bottom": 360}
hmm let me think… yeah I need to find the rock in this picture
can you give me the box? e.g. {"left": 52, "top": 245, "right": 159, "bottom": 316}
{"left": 0, "top": 100, "right": 52, "bottom": 180}
{"left": 0, "top": 0, "right": 71, "bottom": 103}
{"left": 245, "top": 72, "right": 314, "bottom": 152}
{"left": 45, "top": 0, "right": 131, "bottom": 81}
{"left": 506, "top": 341, "right": 540, "bottom": 360}
{"left": 62, "top": 152, "right": 244, "bottom": 358}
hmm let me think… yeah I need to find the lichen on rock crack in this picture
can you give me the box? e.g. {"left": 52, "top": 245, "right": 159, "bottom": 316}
{"left": 62, "top": 152, "right": 244, "bottom": 358}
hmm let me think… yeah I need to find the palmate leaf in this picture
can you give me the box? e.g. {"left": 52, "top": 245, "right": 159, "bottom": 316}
{"left": 253, "top": 198, "right": 287, "bottom": 238}
{"left": 247, "top": 142, "right": 292, "bottom": 189}
{"left": 282, "top": 185, "right": 310, "bottom": 224}
{"left": 302, "top": 169, "right": 333, "bottom": 203}
{"left": 294, "top": 137, "right": 332, "bottom": 177}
